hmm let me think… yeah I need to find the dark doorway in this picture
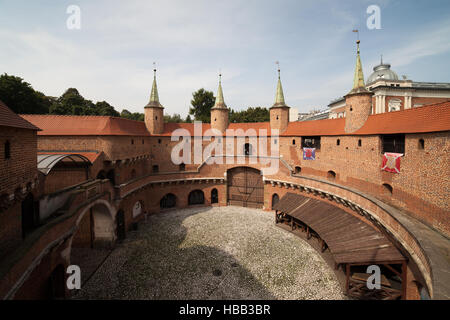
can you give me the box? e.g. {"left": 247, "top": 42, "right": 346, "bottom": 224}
{"left": 272, "top": 194, "right": 279, "bottom": 209}
{"left": 244, "top": 143, "right": 252, "bottom": 156}
{"left": 188, "top": 190, "right": 205, "bottom": 205}
{"left": 106, "top": 169, "right": 115, "bottom": 185}
{"left": 21, "top": 193, "right": 36, "bottom": 238}
{"left": 211, "top": 188, "right": 218, "bottom": 204}
{"left": 160, "top": 193, "right": 176, "bottom": 209}
{"left": 116, "top": 210, "right": 126, "bottom": 241}
{"left": 48, "top": 265, "right": 66, "bottom": 300}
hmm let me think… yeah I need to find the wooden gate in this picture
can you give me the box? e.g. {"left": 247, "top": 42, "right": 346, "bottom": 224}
{"left": 227, "top": 167, "right": 264, "bottom": 208}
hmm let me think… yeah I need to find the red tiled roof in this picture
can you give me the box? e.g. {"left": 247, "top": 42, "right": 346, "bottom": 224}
{"left": 282, "top": 118, "right": 345, "bottom": 136}
{"left": 282, "top": 101, "right": 450, "bottom": 136}
{"left": 0, "top": 100, "right": 40, "bottom": 130}
{"left": 156, "top": 122, "right": 271, "bottom": 136}
{"left": 156, "top": 122, "right": 211, "bottom": 136}
{"left": 20, "top": 101, "right": 450, "bottom": 137}
{"left": 353, "top": 100, "right": 450, "bottom": 135}
{"left": 21, "top": 114, "right": 150, "bottom": 136}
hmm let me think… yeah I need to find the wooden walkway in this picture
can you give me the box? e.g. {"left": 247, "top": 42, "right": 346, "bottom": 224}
{"left": 273, "top": 192, "right": 405, "bottom": 265}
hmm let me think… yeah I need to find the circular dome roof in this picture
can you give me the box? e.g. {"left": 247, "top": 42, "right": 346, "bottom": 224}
{"left": 367, "top": 61, "right": 399, "bottom": 84}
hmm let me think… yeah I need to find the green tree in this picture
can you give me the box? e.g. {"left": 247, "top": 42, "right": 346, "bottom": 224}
{"left": 120, "top": 109, "right": 144, "bottom": 121}
{"left": 0, "top": 73, "right": 50, "bottom": 114}
{"left": 95, "top": 101, "right": 120, "bottom": 117}
{"left": 189, "top": 88, "right": 215, "bottom": 122}
{"left": 185, "top": 115, "right": 192, "bottom": 123}
{"left": 164, "top": 113, "right": 183, "bottom": 123}
{"left": 230, "top": 106, "right": 270, "bottom": 123}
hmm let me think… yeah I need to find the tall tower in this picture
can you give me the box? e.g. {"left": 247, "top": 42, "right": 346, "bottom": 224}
{"left": 344, "top": 38, "right": 373, "bottom": 133}
{"left": 210, "top": 74, "right": 229, "bottom": 133}
{"left": 270, "top": 66, "right": 290, "bottom": 133}
{"left": 144, "top": 67, "right": 164, "bottom": 134}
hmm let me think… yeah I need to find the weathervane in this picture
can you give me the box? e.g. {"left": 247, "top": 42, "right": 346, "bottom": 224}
{"left": 276, "top": 61, "right": 280, "bottom": 79}
{"left": 352, "top": 29, "right": 359, "bottom": 41}
{"left": 153, "top": 61, "right": 157, "bottom": 76}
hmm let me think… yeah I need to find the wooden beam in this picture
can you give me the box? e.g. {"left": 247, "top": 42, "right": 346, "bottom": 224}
{"left": 401, "top": 261, "right": 407, "bottom": 300}
{"left": 346, "top": 264, "right": 350, "bottom": 295}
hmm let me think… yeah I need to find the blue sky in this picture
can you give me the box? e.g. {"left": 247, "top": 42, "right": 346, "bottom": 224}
{"left": 1, "top": 0, "right": 449, "bottom": 116}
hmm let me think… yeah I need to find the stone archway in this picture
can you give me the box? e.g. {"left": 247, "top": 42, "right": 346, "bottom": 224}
{"left": 227, "top": 166, "right": 264, "bottom": 208}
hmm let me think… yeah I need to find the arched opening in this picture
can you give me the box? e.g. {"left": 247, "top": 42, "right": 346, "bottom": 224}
{"left": 96, "top": 170, "right": 106, "bottom": 180}
{"left": 4, "top": 140, "right": 11, "bottom": 159}
{"left": 48, "top": 265, "right": 66, "bottom": 300}
{"left": 160, "top": 193, "right": 176, "bottom": 209}
{"left": 70, "top": 202, "right": 115, "bottom": 289}
{"left": 271, "top": 193, "right": 279, "bottom": 209}
{"left": 116, "top": 209, "right": 125, "bottom": 241}
{"left": 211, "top": 188, "right": 218, "bottom": 204}
{"left": 179, "top": 163, "right": 185, "bottom": 171}
{"left": 295, "top": 166, "right": 301, "bottom": 174}
{"left": 382, "top": 183, "right": 393, "bottom": 195}
{"left": 337, "top": 139, "right": 340, "bottom": 146}
{"left": 21, "top": 193, "right": 37, "bottom": 238}
{"left": 152, "top": 165, "right": 159, "bottom": 173}
{"left": 188, "top": 190, "right": 205, "bottom": 205}
{"left": 106, "top": 169, "right": 115, "bottom": 185}
{"left": 244, "top": 143, "right": 252, "bottom": 156}
{"left": 358, "top": 139, "right": 362, "bottom": 147}
{"left": 327, "top": 170, "right": 336, "bottom": 180}
{"left": 132, "top": 201, "right": 143, "bottom": 218}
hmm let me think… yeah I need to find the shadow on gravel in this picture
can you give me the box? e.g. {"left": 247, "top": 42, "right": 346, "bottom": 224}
{"left": 74, "top": 206, "right": 276, "bottom": 300}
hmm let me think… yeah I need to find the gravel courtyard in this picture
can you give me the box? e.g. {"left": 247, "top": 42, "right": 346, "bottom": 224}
{"left": 73, "top": 206, "right": 345, "bottom": 300}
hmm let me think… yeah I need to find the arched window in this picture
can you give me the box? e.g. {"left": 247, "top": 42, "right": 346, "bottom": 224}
{"left": 188, "top": 190, "right": 205, "bottom": 205}
{"left": 244, "top": 143, "right": 252, "bottom": 156}
{"left": 419, "top": 139, "right": 425, "bottom": 150}
{"left": 4, "top": 140, "right": 11, "bottom": 159}
{"left": 388, "top": 99, "right": 402, "bottom": 112}
{"left": 271, "top": 193, "right": 279, "bottom": 209}
{"left": 358, "top": 139, "right": 362, "bottom": 147}
{"left": 160, "top": 193, "right": 176, "bottom": 209}
{"left": 382, "top": 183, "right": 393, "bottom": 195}
{"left": 327, "top": 170, "right": 336, "bottom": 180}
{"left": 295, "top": 166, "right": 301, "bottom": 174}
{"left": 292, "top": 139, "right": 296, "bottom": 145}
{"left": 152, "top": 165, "right": 159, "bottom": 173}
{"left": 211, "top": 188, "right": 218, "bottom": 204}
{"left": 337, "top": 139, "right": 340, "bottom": 146}
{"left": 179, "top": 163, "right": 185, "bottom": 171}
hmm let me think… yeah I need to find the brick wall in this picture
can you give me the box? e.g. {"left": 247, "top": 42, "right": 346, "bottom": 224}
{"left": 0, "top": 127, "right": 37, "bottom": 195}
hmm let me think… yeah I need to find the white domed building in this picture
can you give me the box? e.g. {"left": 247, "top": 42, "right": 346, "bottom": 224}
{"left": 329, "top": 56, "right": 450, "bottom": 118}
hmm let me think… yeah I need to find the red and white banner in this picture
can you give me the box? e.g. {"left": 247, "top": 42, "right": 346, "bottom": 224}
{"left": 381, "top": 153, "right": 403, "bottom": 173}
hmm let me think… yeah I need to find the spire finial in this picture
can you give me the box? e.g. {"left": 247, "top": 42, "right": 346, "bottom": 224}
{"left": 276, "top": 61, "right": 280, "bottom": 79}
{"left": 146, "top": 62, "right": 163, "bottom": 108}
{"left": 380, "top": 54, "right": 383, "bottom": 64}
{"left": 272, "top": 61, "right": 287, "bottom": 107}
{"left": 213, "top": 72, "right": 226, "bottom": 109}
{"left": 350, "top": 30, "right": 366, "bottom": 92}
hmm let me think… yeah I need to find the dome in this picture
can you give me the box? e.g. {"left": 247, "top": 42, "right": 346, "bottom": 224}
{"left": 367, "top": 60, "right": 399, "bottom": 84}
